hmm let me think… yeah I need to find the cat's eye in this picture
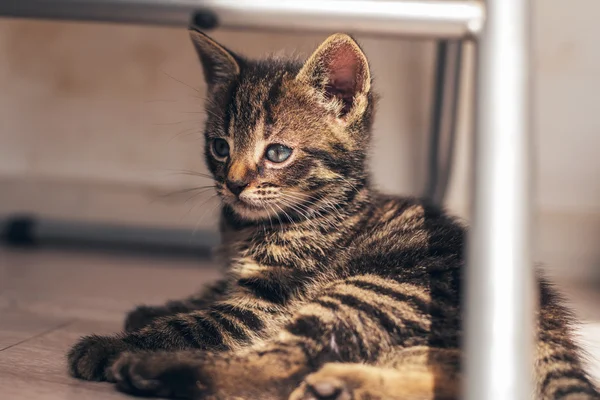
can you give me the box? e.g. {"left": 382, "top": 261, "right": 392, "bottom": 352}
{"left": 212, "top": 139, "right": 230, "bottom": 159}
{"left": 265, "top": 144, "right": 292, "bottom": 163}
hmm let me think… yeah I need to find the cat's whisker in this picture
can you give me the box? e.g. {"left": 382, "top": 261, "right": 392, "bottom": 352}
{"left": 161, "top": 69, "right": 203, "bottom": 95}
{"left": 336, "top": 176, "right": 362, "bottom": 194}
{"left": 279, "top": 193, "right": 345, "bottom": 228}
{"left": 153, "top": 119, "right": 204, "bottom": 126}
{"left": 281, "top": 200, "right": 312, "bottom": 222}
{"left": 168, "top": 127, "right": 205, "bottom": 143}
{"left": 265, "top": 204, "right": 275, "bottom": 231}
{"left": 278, "top": 200, "right": 321, "bottom": 227}
{"left": 282, "top": 196, "right": 326, "bottom": 222}
{"left": 272, "top": 203, "right": 292, "bottom": 226}
{"left": 272, "top": 203, "right": 285, "bottom": 227}
{"left": 279, "top": 192, "right": 322, "bottom": 210}
{"left": 278, "top": 196, "right": 341, "bottom": 232}
{"left": 164, "top": 170, "right": 216, "bottom": 180}
{"left": 204, "top": 108, "right": 222, "bottom": 120}
{"left": 281, "top": 209, "right": 297, "bottom": 228}
{"left": 191, "top": 193, "right": 220, "bottom": 235}
{"left": 160, "top": 186, "right": 216, "bottom": 196}
{"left": 277, "top": 198, "right": 313, "bottom": 226}
{"left": 182, "top": 191, "right": 219, "bottom": 221}
{"left": 150, "top": 186, "right": 217, "bottom": 207}
{"left": 183, "top": 187, "right": 217, "bottom": 207}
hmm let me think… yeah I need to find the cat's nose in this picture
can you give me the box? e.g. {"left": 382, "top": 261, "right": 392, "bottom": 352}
{"left": 226, "top": 180, "right": 249, "bottom": 196}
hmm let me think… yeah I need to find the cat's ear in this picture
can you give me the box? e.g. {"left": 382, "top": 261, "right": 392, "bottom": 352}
{"left": 189, "top": 28, "right": 241, "bottom": 86}
{"left": 297, "top": 33, "right": 371, "bottom": 119}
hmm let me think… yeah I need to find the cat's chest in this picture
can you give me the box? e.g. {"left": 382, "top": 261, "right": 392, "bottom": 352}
{"left": 227, "top": 232, "right": 342, "bottom": 287}
{"left": 231, "top": 228, "right": 342, "bottom": 270}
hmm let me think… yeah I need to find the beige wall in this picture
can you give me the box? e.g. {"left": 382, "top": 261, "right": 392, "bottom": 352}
{"left": 0, "top": 19, "right": 435, "bottom": 228}
{"left": 534, "top": 0, "right": 600, "bottom": 213}
{"left": 0, "top": 0, "right": 599, "bottom": 280}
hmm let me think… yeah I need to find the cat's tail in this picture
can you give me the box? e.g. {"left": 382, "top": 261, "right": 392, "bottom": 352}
{"left": 536, "top": 338, "right": 599, "bottom": 399}
{"left": 536, "top": 281, "right": 600, "bottom": 399}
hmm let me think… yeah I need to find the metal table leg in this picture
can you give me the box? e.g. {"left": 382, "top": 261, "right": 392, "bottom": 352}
{"left": 465, "top": 0, "right": 535, "bottom": 399}
{"left": 425, "top": 40, "right": 463, "bottom": 205}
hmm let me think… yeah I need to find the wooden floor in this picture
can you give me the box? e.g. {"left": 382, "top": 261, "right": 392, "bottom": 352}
{"left": 0, "top": 247, "right": 221, "bottom": 399}
{"left": 1, "top": 246, "right": 599, "bottom": 399}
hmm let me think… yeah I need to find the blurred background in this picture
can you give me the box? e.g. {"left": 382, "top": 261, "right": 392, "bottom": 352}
{"left": 1, "top": 1, "right": 599, "bottom": 280}
{"left": 0, "top": 0, "right": 599, "bottom": 395}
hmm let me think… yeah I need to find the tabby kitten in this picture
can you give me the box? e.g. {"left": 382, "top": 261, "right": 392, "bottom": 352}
{"left": 68, "top": 28, "right": 599, "bottom": 400}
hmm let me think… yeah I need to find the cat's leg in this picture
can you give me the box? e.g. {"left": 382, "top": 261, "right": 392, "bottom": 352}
{"left": 68, "top": 291, "right": 284, "bottom": 381}
{"left": 110, "top": 342, "right": 310, "bottom": 399}
{"left": 290, "top": 347, "right": 461, "bottom": 400}
{"left": 124, "top": 279, "right": 228, "bottom": 332}
{"left": 70, "top": 250, "right": 314, "bottom": 382}
{"left": 108, "top": 275, "right": 446, "bottom": 399}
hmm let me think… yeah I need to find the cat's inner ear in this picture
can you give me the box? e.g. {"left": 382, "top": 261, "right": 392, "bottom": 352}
{"left": 297, "top": 33, "right": 371, "bottom": 118}
{"left": 189, "top": 28, "right": 240, "bottom": 86}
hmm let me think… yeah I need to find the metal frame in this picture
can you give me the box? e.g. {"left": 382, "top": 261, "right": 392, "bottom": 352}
{"left": 0, "top": 0, "right": 483, "bottom": 38}
{"left": 0, "top": 1, "right": 534, "bottom": 399}
{"left": 425, "top": 40, "right": 463, "bottom": 204}
{"left": 465, "top": 0, "right": 534, "bottom": 399}
{"left": 0, "top": 215, "right": 218, "bottom": 254}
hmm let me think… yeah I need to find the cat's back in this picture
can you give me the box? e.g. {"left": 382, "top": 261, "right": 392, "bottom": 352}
{"left": 344, "top": 194, "right": 466, "bottom": 288}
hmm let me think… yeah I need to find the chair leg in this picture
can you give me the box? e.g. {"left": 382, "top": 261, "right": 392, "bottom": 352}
{"left": 464, "top": 0, "right": 535, "bottom": 399}
{"left": 425, "top": 40, "right": 463, "bottom": 206}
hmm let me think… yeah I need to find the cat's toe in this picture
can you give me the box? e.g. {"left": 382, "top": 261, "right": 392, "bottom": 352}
{"left": 124, "top": 306, "right": 169, "bottom": 332}
{"left": 112, "top": 351, "right": 205, "bottom": 399}
{"left": 68, "top": 335, "right": 127, "bottom": 381}
{"left": 289, "top": 375, "right": 351, "bottom": 400}
{"left": 111, "top": 353, "right": 163, "bottom": 395}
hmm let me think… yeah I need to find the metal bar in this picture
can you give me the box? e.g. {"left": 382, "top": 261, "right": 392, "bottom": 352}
{"left": 465, "top": 0, "right": 534, "bottom": 399}
{"left": 1, "top": 214, "right": 219, "bottom": 256}
{"left": 0, "top": 0, "right": 484, "bottom": 39}
{"left": 425, "top": 40, "right": 463, "bottom": 205}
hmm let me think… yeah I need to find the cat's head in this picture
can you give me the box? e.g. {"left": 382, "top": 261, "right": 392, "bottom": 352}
{"left": 190, "top": 28, "right": 375, "bottom": 222}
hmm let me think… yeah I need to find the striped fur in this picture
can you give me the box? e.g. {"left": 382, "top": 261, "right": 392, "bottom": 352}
{"left": 67, "top": 29, "right": 599, "bottom": 400}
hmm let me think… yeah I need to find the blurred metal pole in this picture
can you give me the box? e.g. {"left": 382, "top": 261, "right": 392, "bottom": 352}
{"left": 1, "top": 215, "right": 219, "bottom": 255}
{"left": 425, "top": 40, "right": 463, "bottom": 205}
{"left": 0, "top": 0, "right": 484, "bottom": 39}
{"left": 465, "top": 0, "right": 535, "bottom": 399}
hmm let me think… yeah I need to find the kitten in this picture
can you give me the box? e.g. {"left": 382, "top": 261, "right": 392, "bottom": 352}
{"left": 68, "top": 28, "right": 599, "bottom": 400}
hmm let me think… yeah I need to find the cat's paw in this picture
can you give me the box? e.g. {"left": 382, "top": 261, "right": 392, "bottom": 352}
{"left": 289, "top": 364, "right": 369, "bottom": 400}
{"left": 111, "top": 351, "right": 206, "bottom": 399}
{"left": 289, "top": 375, "right": 351, "bottom": 400}
{"left": 124, "top": 305, "right": 170, "bottom": 332}
{"left": 67, "top": 335, "right": 128, "bottom": 381}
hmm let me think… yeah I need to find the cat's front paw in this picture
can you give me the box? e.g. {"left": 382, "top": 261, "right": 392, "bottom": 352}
{"left": 124, "top": 305, "right": 170, "bottom": 332}
{"left": 110, "top": 351, "right": 206, "bottom": 399}
{"left": 289, "top": 364, "right": 371, "bottom": 400}
{"left": 68, "top": 335, "right": 128, "bottom": 381}
{"left": 290, "top": 374, "right": 351, "bottom": 400}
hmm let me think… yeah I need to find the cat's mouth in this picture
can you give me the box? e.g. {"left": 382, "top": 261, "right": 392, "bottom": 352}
{"left": 237, "top": 189, "right": 283, "bottom": 208}
{"left": 236, "top": 196, "right": 280, "bottom": 211}
{"left": 227, "top": 197, "right": 284, "bottom": 221}
{"left": 235, "top": 198, "right": 265, "bottom": 210}
{"left": 221, "top": 187, "right": 304, "bottom": 221}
